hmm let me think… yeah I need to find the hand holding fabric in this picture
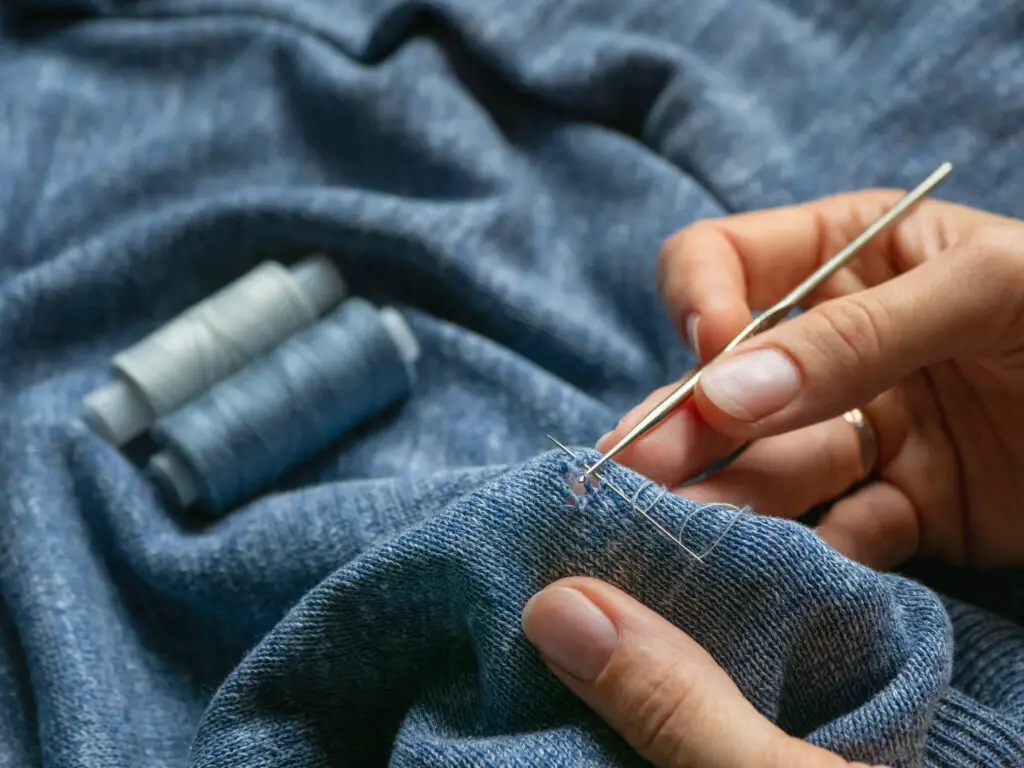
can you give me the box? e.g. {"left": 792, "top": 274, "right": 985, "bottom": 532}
{"left": 522, "top": 577, "right": 888, "bottom": 768}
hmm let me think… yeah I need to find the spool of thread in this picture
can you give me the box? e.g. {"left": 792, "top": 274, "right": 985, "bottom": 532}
{"left": 148, "top": 298, "right": 420, "bottom": 511}
{"left": 83, "top": 255, "right": 346, "bottom": 446}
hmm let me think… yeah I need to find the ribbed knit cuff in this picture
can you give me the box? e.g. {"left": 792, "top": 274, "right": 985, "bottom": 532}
{"left": 926, "top": 692, "right": 1024, "bottom": 767}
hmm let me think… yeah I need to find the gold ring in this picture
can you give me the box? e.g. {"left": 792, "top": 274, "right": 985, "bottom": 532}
{"left": 843, "top": 408, "right": 878, "bottom": 479}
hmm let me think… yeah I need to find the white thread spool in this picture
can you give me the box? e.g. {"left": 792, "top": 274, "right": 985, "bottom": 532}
{"left": 83, "top": 255, "right": 346, "bottom": 446}
{"left": 147, "top": 303, "right": 421, "bottom": 510}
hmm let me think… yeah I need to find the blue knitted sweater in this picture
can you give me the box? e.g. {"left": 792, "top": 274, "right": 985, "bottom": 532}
{"left": 2, "top": 0, "right": 1023, "bottom": 765}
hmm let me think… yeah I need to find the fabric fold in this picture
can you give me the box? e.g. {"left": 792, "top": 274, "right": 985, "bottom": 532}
{"left": 3, "top": 0, "right": 1024, "bottom": 765}
{"left": 189, "top": 449, "right": 962, "bottom": 767}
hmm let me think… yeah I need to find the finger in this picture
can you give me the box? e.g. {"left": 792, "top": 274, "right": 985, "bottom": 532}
{"left": 657, "top": 192, "right": 1008, "bottom": 362}
{"left": 522, "top": 578, "right": 880, "bottom": 768}
{"left": 815, "top": 481, "right": 921, "bottom": 571}
{"left": 606, "top": 195, "right": 985, "bottom": 472}
{"left": 679, "top": 415, "right": 869, "bottom": 520}
{"left": 657, "top": 220, "right": 753, "bottom": 360}
{"left": 596, "top": 383, "right": 739, "bottom": 488}
{"left": 690, "top": 227, "right": 1024, "bottom": 441}
{"left": 658, "top": 189, "right": 1011, "bottom": 317}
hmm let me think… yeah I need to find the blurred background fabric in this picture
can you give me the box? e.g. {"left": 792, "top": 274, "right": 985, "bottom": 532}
{"left": 2, "top": 0, "right": 1024, "bottom": 765}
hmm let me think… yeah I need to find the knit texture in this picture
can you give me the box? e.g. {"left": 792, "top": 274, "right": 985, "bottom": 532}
{"left": 1, "top": 0, "right": 1024, "bottom": 766}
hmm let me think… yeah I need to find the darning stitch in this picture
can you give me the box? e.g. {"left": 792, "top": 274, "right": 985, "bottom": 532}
{"left": 548, "top": 436, "right": 746, "bottom": 562}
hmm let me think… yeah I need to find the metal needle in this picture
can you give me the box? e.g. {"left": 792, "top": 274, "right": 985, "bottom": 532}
{"left": 584, "top": 161, "right": 953, "bottom": 479}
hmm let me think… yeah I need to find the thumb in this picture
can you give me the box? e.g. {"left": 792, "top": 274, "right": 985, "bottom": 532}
{"left": 522, "top": 577, "right": 878, "bottom": 768}
{"left": 691, "top": 233, "right": 1024, "bottom": 438}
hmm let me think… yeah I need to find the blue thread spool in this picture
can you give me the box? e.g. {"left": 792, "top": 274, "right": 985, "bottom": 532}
{"left": 83, "top": 255, "right": 346, "bottom": 446}
{"left": 148, "top": 298, "right": 419, "bottom": 512}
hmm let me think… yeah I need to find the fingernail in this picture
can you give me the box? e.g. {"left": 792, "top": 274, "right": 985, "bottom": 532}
{"left": 686, "top": 314, "right": 701, "bottom": 359}
{"left": 700, "top": 348, "right": 801, "bottom": 421}
{"left": 522, "top": 587, "right": 618, "bottom": 682}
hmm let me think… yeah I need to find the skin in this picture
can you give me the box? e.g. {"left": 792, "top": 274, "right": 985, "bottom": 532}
{"left": 522, "top": 191, "right": 1024, "bottom": 767}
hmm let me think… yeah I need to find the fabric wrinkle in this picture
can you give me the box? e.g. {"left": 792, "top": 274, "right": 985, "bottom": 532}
{"left": 2, "top": 0, "right": 1024, "bottom": 766}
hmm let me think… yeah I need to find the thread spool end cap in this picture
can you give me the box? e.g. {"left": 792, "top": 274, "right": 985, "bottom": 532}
{"left": 150, "top": 450, "right": 201, "bottom": 508}
{"left": 83, "top": 378, "right": 154, "bottom": 446}
{"left": 291, "top": 254, "right": 346, "bottom": 316}
{"left": 378, "top": 307, "right": 420, "bottom": 374}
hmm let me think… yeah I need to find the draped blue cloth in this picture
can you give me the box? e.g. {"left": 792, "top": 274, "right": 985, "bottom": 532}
{"left": 2, "top": 0, "right": 1024, "bottom": 765}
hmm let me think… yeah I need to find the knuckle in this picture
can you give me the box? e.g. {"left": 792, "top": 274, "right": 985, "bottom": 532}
{"left": 804, "top": 295, "right": 889, "bottom": 374}
{"left": 959, "top": 227, "right": 1024, "bottom": 345}
{"left": 625, "top": 656, "right": 701, "bottom": 760}
{"left": 657, "top": 220, "right": 716, "bottom": 276}
{"left": 657, "top": 228, "right": 685, "bottom": 267}
{"left": 655, "top": 239, "right": 677, "bottom": 303}
{"left": 656, "top": 222, "right": 708, "bottom": 310}
{"left": 656, "top": 229, "right": 687, "bottom": 290}
{"left": 964, "top": 227, "right": 1024, "bottom": 286}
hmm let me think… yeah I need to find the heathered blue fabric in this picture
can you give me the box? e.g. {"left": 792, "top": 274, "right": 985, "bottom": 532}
{"left": 2, "top": 1, "right": 1024, "bottom": 766}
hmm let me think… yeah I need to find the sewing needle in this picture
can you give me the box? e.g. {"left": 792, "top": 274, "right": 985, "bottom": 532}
{"left": 584, "top": 161, "right": 953, "bottom": 480}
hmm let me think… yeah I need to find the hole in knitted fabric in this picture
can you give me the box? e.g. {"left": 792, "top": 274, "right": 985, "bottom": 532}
{"left": 559, "top": 456, "right": 606, "bottom": 513}
{"left": 563, "top": 470, "right": 587, "bottom": 497}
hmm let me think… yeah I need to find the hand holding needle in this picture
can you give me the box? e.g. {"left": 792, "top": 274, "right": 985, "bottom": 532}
{"left": 527, "top": 169, "right": 1024, "bottom": 768}
{"left": 584, "top": 161, "right": 954, "bottom": 480}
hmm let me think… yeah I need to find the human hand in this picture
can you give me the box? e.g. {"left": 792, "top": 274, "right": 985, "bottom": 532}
{"left": 522, "top": 577, "right": 888, "bottom": 767}
{"left": 598, "top": 190, "right": 1024, "bottom": 570}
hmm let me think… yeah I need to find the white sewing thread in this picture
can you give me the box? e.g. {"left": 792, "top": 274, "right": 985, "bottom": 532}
{"left": 631, "top": 480, "right": 745, "bottom": 561}
{"left": 547, "top": 435, "right": 747, "bottom": 563}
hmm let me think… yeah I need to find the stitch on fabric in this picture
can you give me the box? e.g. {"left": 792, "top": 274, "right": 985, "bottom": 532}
{"left": 547, "top": 436, "right": 748, "bottom": 563}
{"left": 631, "top": 481, "right": 669, "bottom": 516}
{"left": 680, "top": 501, "right": 747, "bottom": 559}
{"left": 630, "top": 480, "right": 748, "bottom": 561}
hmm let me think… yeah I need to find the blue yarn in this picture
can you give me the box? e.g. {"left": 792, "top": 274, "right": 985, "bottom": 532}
{"left": 150, "top": 298, "right": 414, "bottom": 511}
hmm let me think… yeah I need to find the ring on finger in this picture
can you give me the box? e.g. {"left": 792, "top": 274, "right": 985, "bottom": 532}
{"left": 843, "top": 408, "right": 878, "bottom": 480}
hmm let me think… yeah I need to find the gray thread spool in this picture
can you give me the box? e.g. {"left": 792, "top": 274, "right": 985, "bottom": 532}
{"left": 83, "top": 255, "right": 346, "bottom": 446}
{"left": 147, "top": 304, "right": 420, "bottom": 510}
